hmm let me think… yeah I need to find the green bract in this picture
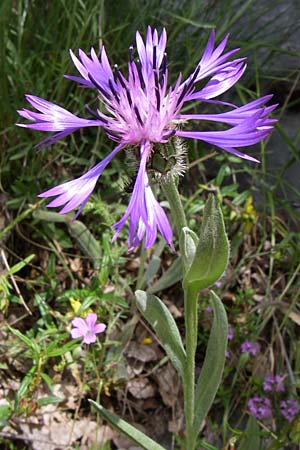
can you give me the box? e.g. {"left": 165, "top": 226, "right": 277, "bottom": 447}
{"left": 183, "top": 194, "right": 229, "bottom": 294}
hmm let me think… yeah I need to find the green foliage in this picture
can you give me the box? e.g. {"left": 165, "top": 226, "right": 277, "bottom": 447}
{"left": 193, "top": 291, "right": 228, "bottom": 434}
{"left": 0, "top": 0, "right": 299, "bottom": 448}
{"left": 90, "top": 400, "right": 166, "bottom": 450}
{"left": 135, "top": 290, "right": 186, "bottom": 379}
{"left": 238, "top": 416, "right": 261, "bottom": 450}
{"left": 183, "top": 195, "right": 229, "bottom": 294}
{"left": 147, "top": 256, "right": 183, "bottom": 294}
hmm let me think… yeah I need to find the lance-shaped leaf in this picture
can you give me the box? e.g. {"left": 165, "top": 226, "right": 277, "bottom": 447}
{"left": 183, "top": 194, "right": 229, "bottom": 293}
{"left": 90, "top": 401, "right": 166, "bottom": 450}
{"left": 193, "top": 291, "right": 228, "bottom": 434}
{"left": 180, "top": 227, "right": 199, "bottom": 274}
{"left": 237, "top": 416, "right": 261, "bottom": 450}
{"left": 135, "top": 290, "right": 186, "bottom": 379}
{"left": 147, "top": 256, "right": 182, "bottom": 294}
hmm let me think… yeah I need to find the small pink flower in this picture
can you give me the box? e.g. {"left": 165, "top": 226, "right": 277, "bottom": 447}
{"left": 70, "top": 313, "right": 106, "bottom": 344}
{"left": 263, "top": 374, "right": 285, "bottom": 393}
{"left": 248, "top": 396, "right": 272, "bottom": 420}
{"left": 228, "top": 324, "right": 234, "bottom": 341}
{"left": 241, "top": 340, "right": 260, "bottom": 356}
{"left": 280, "top": 399, "right": 300, "bottom": 422}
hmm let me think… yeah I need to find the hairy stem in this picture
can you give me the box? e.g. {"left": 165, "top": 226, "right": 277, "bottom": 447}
{"left": 162, "top": 173, "right": 198, "bottom": 450}
{"left": 161, "top": 175, "right": 187, "bottom": 235}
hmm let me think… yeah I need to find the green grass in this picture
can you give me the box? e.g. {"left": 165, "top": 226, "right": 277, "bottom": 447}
{"left": 1, "top": 0, "right": 300, "bottom": 448}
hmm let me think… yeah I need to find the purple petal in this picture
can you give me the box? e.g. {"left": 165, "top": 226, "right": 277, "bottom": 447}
{"left": 188, "top": 62, "right": 246, "bottom": 100}
{"left": 94, "top": 323, "right": 106, "bottom": 334}
{"left": 85, "top": 313, "right": 97, "bottom": 330}
{"left": 67, "top": 47, "right": 116, "bottom": 96}
{"left": 181, "top": 30, "right": 243, "bottom": 94}
{"left": 70, "top": 328, "right": 84, "bottom": 339}
{"left": 82, "top": 334, "right": 97, "bottom": 344}
{"left": 112, "top": 141, "right": 173, "bottom": 250}
{"left": 177, "top": 95, "right": 276, "bottom": 125}
{"left": 71, "top": 317, "right": 88, "bottom": 333}
{"left": 38, "top": 143, "right": 123, "bottom": 216}
{"left": 176, "top": 109, "right": 275, "bottom": 160}
{"left": 17, "top": 95, "right": 104, "bottom": 139}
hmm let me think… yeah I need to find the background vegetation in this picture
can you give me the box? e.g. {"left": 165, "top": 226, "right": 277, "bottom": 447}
{"left": 1, "top": 0, "right": 300, "bottom": 448}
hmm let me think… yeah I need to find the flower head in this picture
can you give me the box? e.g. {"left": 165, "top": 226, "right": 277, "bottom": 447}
{"left": 263, "top": 374, "right": 285, "bottom": 393}
{"left": 70, "top": 313, "right": 106, "bottom": 344}
{"left": 280, "top": 399, "right": 300, "bottom": 422}
{"left": 247, "top": 396, "right": 272, "bottom": 420}
{"left": 241, "top": 340, "right": 260, "bottom": 356}
{"left": 17, "top": 27, "right": 276, "bottom": 250}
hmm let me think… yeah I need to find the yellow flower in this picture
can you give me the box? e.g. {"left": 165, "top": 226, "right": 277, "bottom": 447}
{"left": 243, "top": 196, "right": 257, "bottom": 233}
{"left": 69, "top": 297, "right": 92, "bottom": 316}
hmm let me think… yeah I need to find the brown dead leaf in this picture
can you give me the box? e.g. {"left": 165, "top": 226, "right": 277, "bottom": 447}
{"left": 127, "top": 378, "right": 156, "bottom": 399}
{"left": 252, "top": 294, "right": 265, "bottom": 302}
{"left": 69, "top": 257, "right": 82, "bottom": 272}
{"left": 126, "top": 341, "right": 160, "bottom": 362}
{"left": 154, "top": 363, "right": 180, "bottom": 407}
{"left": 127, "top": 360, "right": 145, "bottom": 378}
{"left": 165, "top": 300, "right": 183, "bottom": 318}
{"left": 14, "top": 412, "right": 114, "bottom": 450}
{"left": 279, "top": 303, "right": 300, "bottom": 326}
{"left": 253, "top": 353, "right": 269, "bottom": 377}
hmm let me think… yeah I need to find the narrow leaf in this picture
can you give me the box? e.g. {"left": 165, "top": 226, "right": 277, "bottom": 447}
{"left": 16, "top": 366, "right": 36, "bottom": 401}
{"left": 37, "top": 396, "right": 63, "bottom": 407}
{"left": 6, "top": 254, "right": 35, "bottom": 275}
{"left": 135, "top": 290, "right": 186, "bottom": 379}
{"left": 238, "top": 416, "right": 260, "bottom": 450}
{"left": 33, "top": 210, "right": 102, "bottom": 269}
{"left": 193, "top": 291, "right": 228, "bottom": 434}
{"left": 184, "top": 194, "right": 229, "bottom": 292}
{"left": 147, "top": 257, "right": 182, "bottom": 294}
{"left": 143, "top": 254, "right": 161, "bottom": 285}
{"left": 68, "top": 220, "right": 102, "bottom": 269}
{"left": 89, "top": 401, "right": 166, "bottom": 450}
{"left": 8, "top": 326, "right": 36, "bottom": 350}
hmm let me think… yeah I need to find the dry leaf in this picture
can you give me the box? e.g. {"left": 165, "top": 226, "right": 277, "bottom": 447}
{"left": 127, "top": 378, "right": 156, "bottom": 399}
{"left": 155, "top": 363, "right": 179, "bottom": 407}
{"left": 126, "top": 342, "right": 160, "bottom": 362}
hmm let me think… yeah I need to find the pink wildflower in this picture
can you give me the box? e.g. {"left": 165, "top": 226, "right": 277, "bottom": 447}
{"left": 241, "top": 340, "right": 260, "bottom": 356}
{"left": 70, "top": 313, "right": 106, "bottom": 344}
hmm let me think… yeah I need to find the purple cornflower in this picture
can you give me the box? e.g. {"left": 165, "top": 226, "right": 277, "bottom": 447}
{"left": 263, "top": 374, "right": 285, "bottom": 393}
{"left": 241, "top": 340, "right": 260, "bottom": 356}
{"left": 247, "top": 396, "right": 272, "bottom": 420}
{"left": 280, "top": 399, "right": 300, "bottom": 422}
{"left": 70, "top": 313, "right": 106, "bottom": 344}
{"left": 17, "top": 27, "right": 276, "bottom": 250}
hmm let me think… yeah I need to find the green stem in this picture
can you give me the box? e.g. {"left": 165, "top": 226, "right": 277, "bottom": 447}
{"left": 162, "top": 174, "right": 198, "bottom": 450}
{"left": 161, "top": 175, "right": 187, "bottom": 235}
{"left": 136, "top": 241, "right": 147, "bottom": 290}
{"left": 184, "top": 286, "right": 198, "bottom": 450}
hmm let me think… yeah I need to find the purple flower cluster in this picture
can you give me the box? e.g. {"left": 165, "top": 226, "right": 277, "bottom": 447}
{"left": 240, "top": 340, "right": 260, "bottom": 356}
{"left": 17, "top": 27, "right": 276, "bottom": 250}
{"left": 280, "top": 399, "right": 300, "bottom": 423}
{"left": 247, "top": 396, "right": 272, "bottom": 420}
{"left": 263, "top": 375, "right": 285, "bottom": 393}
{"left": 247, "top": 373, "right": 299, "bottom": 424}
